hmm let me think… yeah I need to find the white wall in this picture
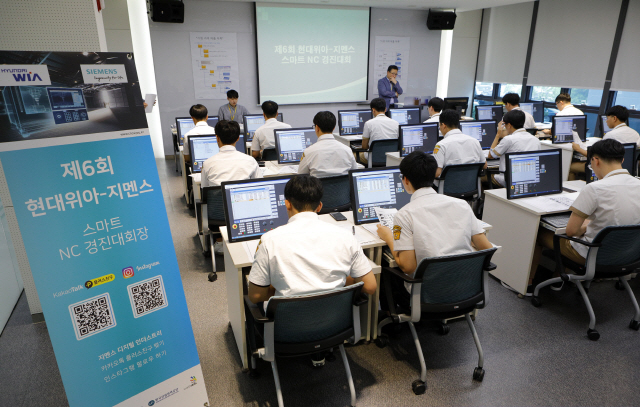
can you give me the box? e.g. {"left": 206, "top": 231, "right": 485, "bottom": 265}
{"left": 447, "top": 10, "right": 483, "bottom": 102}
{"left": 102, "top": 0, "right": 134, "bottom": 53}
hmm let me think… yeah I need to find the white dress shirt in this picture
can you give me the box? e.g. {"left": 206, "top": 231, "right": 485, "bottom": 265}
{"left": 433, "top": 129, "right": 485, "bottom": 186}
{"left": 183, "top": 121, "right": 216, "bottom": 155}
{"left": 512, "top": 106, "right": 537, "bottom": 128}
{"left": 490, "top": 128, "right": 541, "bottom": 187}
{"left": 362, "top": 113, "right": 399, "bottom": 160}
{"left": 603, "top": 123, "right": 640, "bottom": 147}
{"left": 251, "top": 118, "right": 292, "bottom": 152}
{"left": 424, "top": 112, "right": 443, "bottom": 137}
{"left": 557, "top": 105, "right": 584, "bottom": 116}
{"left": 200, "top": 145, "right": 259, "bottom": 188}
{"left": 298, "top": 134, "right": 358, "bottom": 178}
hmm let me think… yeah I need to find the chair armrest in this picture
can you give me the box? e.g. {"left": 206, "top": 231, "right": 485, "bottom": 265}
{"left": 483, "top": 262, "right": 497, "bottom": 272}
{"left": 243, "top": 295, "right": 271, "bottom": 323}
{"left": 555, "top": 234, "right": 601, "bottom": 247}
{"left": 382, "top": 266, "right": 421, "bottom": 283}
{"left": 353, "top": 293, "right": 369, "bottom": 306}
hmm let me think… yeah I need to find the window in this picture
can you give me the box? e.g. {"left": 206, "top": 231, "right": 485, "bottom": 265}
{"left": 570, "top": 88, "right": 603, "bottom": 107}
{"left": 629, "top": 117, "right": 640, "bottom": 134}
{"left": 530, "top": 86, "right": 561, "bottom": 102}
{"left": 614, "top": 91, "right": 640, "bottom": 111}
{"left": 474, "top": 82, "right": 494, "bottom": 97}
{"left": 499, "top": 83, "right": 521, "bottom": 97}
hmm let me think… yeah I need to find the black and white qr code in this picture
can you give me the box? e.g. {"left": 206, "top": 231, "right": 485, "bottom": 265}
{"left": 68, "top": 293, "right": 117, "bottom": 341}
{"left": 127, "top": 275, "right": 168, "bottom": 318}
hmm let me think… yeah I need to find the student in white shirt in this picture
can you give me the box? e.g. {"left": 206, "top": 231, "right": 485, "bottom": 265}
{"left": 298, "top": 111, "right": 358, "bottom": 178}
{"left": 529, "top": 139, "right": 640, "bottom": 290}
{"left": 360, "top": 97, "right": 399, "bottom": 164}
{"left": 183, "top": 104, "right": 216, "bottom": 158}
{"left": 487, "top": 109, "right": 541, "bottom": 187}
{"left": 251, "top": 100, "right": 292, "bottom": 159}
{"left": 376, "top": 151, "right": 493, "bottom": 310}
{"left": 424, "top": 97, "right": 444, "bottom": 137}
{"left": 542, "top": 93, "right": 584, "bottom": 136}
{"left": 502, "top": 93, "right": 536, "bottom": 129}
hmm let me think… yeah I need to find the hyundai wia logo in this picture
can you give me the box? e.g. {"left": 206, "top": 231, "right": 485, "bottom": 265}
{"left": 0, "top": 65, "right": 52, "bottom": 86}
{"left": 5, "top": 69, "right": 44, "bottom": 82}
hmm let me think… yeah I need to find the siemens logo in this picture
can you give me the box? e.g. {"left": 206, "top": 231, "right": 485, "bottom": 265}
{"left": 81, "top": 64, "right": 128, "bottom": 84}
{"left": 85, "top": 69, "right": 119, "bottom": 75}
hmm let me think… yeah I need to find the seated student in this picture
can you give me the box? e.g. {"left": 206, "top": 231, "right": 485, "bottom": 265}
{"left": 376, "top": 152, "right": 493, "bottom": 310}
{"left": 542, "top": 93, "right": 584, "bottom": 136}
{"left": 432, "top": 109, "right": 486, "bottom": 187}
{"left": 298, "top": 111, "right": 358, "bottom": 178}
{"left": 218, "top": 89, "right": 250, "bottom": 123}
{"left": 251, "top": 100, "right": 292, "bottom": 159}
{"left": 183, "top": 104, "right": 216, "bottom": 160}
{"left": 502, "top": 93, "right": 536, "bottom": 128}
{"left": 360, "top": 97, "right": 399, "bottom": 164}
{"left": 529, "top": 139, "right": 640, "bottom": 289}
{"left": 487, "top": 109, "right": 541, "bottom": 187}
{"left": 424, "top": 97, "right": 444, "bottom": 137}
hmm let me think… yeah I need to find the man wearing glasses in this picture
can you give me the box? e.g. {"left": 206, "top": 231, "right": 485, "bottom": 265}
{"left": 377, "top": 65, "right": 404, "bottom": 111}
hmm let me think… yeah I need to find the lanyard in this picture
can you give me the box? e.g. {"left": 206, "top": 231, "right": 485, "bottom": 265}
{"left": 228, "top": 104, "right": 237, "bottom": 121}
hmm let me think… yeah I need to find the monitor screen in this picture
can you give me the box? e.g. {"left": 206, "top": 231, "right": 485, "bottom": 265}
{"left": 46, "top": 88, "right": 88, "bottom": 124}
{"left": 505, "top": 149, "right": 562, "bottom": 199}
{"left": 586, "top": 143, "right": 636, "bottom": 182}
{"left": 189, "top": 134, "right": 245, "bottom": 173}
{"left": 389, "top": 107, "right": 421, "bottom": 125}
{"left": 520, "top": 102, "right": 544, "bottom": 123}
{"left": 274, "top": 127, "right": 318, "bottom": 164}
{"left": 475, "top": 105, "right": 503, "bottom": 123}
{"left": 601, "top": 115, "right": 612, "bottom": 134}
{"left": 338, "top": 109, "right": 372, "bottom": 136}
{"left": 460, "top": 120, "right": 496, "bottom": 150}
{"left": 552, "top": 115, "right": 587, "bottom": 143}
{"left": 399, "top": 123, "right": 439, "bottom": 156}
{"left": 176, "top": 117, "right": 194, "bottom": 146}
{"left": 207, "top": 117, "right": 219, "bottom": 128}
{"left": 349, "top": 167, "right": 411, "bottom": 225}
{"left": 222, "top": 176, "right": 292, "bottom": 243}
{"left": 243, "top": 113, "right": 283, "bottom": 142}
{"left": 443, "top": 97, "right": 469, "bottom": 116}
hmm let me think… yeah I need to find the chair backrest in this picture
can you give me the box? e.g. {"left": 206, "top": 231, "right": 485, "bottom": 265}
{"left": 412, "top": 248, "right": 497, "bottom": 313}
{"left": 202, "top": 186, "right": 226, "bottom": 224}
{"left": 369, "top": 139, "right": 399, "bottom": 167}
{"left": 591, "top": 225, "right": 640, "bottom": 272}
{"left": 318, "top": 175, "right": 351, "bottom": 214}
{"left": 262, "top": 148, "right": 278, "bottom": 161}
{"left": 439, "top": 162, "right": 485, "bottom": 198}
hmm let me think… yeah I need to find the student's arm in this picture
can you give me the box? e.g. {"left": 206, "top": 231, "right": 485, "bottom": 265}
{"left": 347, "top": 272, "right": 377, "bottom": 295}
{"left": 377, "top": 223, "right": 418, "bottom": 274}
{"left": 572, "top": 142, "right": 587, "bottom": 156}
{"left": 361, "top": 123, "right": 370, "bottom": 149}
{"left": 471, "top": 233, "right": 493, "bottom": 251}
{"left": 488, "top": 132, "right": 509, "bottom": 160}
{"left": 395, "top": 81, "right": 403, "bottom": 96}
{"left": 435, "top": 168, "right": 443, "bottom": 178}
{"left": 361, "top": 137, "right": 369, "bottom": 150}
{"left": 297, "top": 153, "right": 310, "bottom": 174}
{"left": 251, "top": 132, "right": 262, "bottom": 159}
{"left": 566, "top": 213, "right": 589, "bottom": 237}
{"left": 248, "top": 283, "right": 275, "bottom": 304}
{"left": 248, "top": 239, "right": 273, "bottom": 303}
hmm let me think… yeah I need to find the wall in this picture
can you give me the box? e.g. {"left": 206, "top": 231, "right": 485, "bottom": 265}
{"left": 149, "top": 0, "right": 441, "bottom": 156}
{"left": 102, "top": 0, "right": 134, "bottom": 53}
{"left": 447, "top": 10, "right": 483, "bottom": 103}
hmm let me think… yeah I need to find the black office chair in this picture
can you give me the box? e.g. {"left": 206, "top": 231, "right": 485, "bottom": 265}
{"left": 318, "top": 175, "right": 351, "bottom": 214}
{"left": 244, "top": 283, "right": 368, "bottom": 407}
{"left": 376, "top": 248, "right": 498, "bottom": 395}
{"left": 353, "top": 139, "right": 399, "bottom": 168}
{"left": 262, "top": 148, "right": 278, "bottom": 161}
{"left": 201, "top": 186, "right": 226, "bottom": 281}
{"left": 436, "top": 162, "right": 485, "bottom": 216}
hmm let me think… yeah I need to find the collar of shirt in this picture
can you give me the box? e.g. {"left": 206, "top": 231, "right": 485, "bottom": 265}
{"left": 613, "top": 123, "right": 627, "bottom": 130}
{"left": 374, "top": 113, "right": 387, "bottom": 119}
{"left": 219, "top": 145, "right": 236, "bottom": 152}
{"left": 287, "top": 211, "right": 318, "bottom": 224}
{"left": 318, "top": 134, "right": 335, "bottom": 141}
{"left": 195, "top": 121, "right": 208, "bottom": 127}
{"left": 410, "top": 187, "right": 437, "bottom": 202}
{"left": 443, "top": 129, "right": 463, "bottom": 139}
{"left": 564, "top": 105, "right": 574, "bottom": 110}
{"left": 265, "top": 118, "right": 278, "bottom": 123}
{"left": 602, "top": 169, "right": 629, "bottom": 179}
{"left": 430, "top": 112, "right": 440, "bottom": 119}
{"left": 512, "top": 107, "right": 522, "bottom": 111}
{"left": 512, "top": 128, "right": 529, "bottom": 135}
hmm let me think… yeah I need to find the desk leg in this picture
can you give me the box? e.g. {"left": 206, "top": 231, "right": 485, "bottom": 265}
{"left": 483, "top": 194, "right": 541, "bottom": 295}
{"left": 366, "top": 247, "right": 383, "bottom": 342}
{"left": 223, "top": 241, "right": 248, "bottom": 369}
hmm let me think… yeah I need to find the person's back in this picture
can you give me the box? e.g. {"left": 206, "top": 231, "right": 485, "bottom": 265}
{"left": 251, "top": 100, "right": 291, "bottom": 157}
{"left": 423, "top": 97, "right": 444, "bottom": 137}
{"left": 502, "top": 93, "right": 536, "bottom": 128}
{"left": 602, "top": 106, "right": 640, "bottom": 147}
{"left": 184, "top": 104, "right": 215, "bottom": 156}
{"left": 555, "top": 93, "right": 584, "bottom": 116}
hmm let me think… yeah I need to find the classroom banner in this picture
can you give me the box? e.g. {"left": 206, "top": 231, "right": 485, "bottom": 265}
{"left": 0, "top": 51, "right": 208, "bottom": 407}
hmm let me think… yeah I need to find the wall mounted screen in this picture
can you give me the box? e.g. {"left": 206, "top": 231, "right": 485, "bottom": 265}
{"left": 255, "top": 3, "right": 370, "bottom": 105}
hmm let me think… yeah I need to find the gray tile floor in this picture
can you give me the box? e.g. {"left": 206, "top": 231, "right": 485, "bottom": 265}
{"left": 2, "top": 158, "right": 640, "bottom": 407}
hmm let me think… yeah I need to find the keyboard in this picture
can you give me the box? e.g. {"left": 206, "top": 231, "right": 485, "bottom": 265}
{"left": 546, "top": 195, "right": 575, "bottom": 208}
{"left": 540, "top": 212, "right": 572, "bottom": 229}
{"left": 351, "top": 144, "right": 363, "bottom": 149}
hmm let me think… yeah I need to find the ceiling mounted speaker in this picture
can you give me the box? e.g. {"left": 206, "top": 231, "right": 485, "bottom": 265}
{"left": 427, "top": 10, "right": 457, "bottom": 30}
{"left": 148, "top": 0, "right": 184, "bottom": 23}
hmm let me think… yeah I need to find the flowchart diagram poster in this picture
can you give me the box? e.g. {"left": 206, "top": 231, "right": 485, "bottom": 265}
{"left": 190, "top": 32, "right": 240, "bottom": 100}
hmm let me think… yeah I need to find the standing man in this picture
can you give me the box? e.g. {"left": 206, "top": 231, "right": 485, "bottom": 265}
{"left": 218, "top": 89, "right": 250, "bottom": 124}
{"left": 377, "top": 65, "right": 403, "bottom": 111}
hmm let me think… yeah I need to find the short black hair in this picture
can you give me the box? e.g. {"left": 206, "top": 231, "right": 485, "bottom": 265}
{"left": 606, "top": 105, "right": 629, "bottom": 123}
{"left": 503, "top": 109, "right": 526, "bottom": 129}
{"left": 262, "top": 101, "right": 278, "bottom": 118}
{"left": 215, "top": 120, "right": 239, "bottom": 145}
{"left": 588, "top": 139, "right": 625, "bottom": 164}
{"left": 502, "top": 93, "right": 520, "bottom": 106}
{"left": 227, "top": 89, "right": 239, "bottom": 99}
{"left": 439, "top": 109, "right": 460, "bottom": 129}
{"left": 313, "top": 111, "right": 336, "bottom": 134}
{"left": 427, "top": 97, "right": 444, "bottom": 113}
{"left": 555, "top": 93, "right": 571, "bottom": 103}
{"left": 370, "top": 97, "right": 386, "bottom": 113}
{"left": 284, "top": 175, "right": 323, "bottom": 212}
{"left": 189, "top": 104, "right": 208, "bottom": 121}
{"left": 399, "top": 151, "right": 437, "bottom": 189}
{"left": 387, "top": 65, "right": 399, "bottom": 72}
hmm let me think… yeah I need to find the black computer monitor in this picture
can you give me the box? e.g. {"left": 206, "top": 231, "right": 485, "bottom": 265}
{"left": 47, "top": 87, "right": 88, "bottom": 124}
{"left": 601, "top": 115, "right": 612, "bottom": 134}
{"left": 520, "top": 102, "right": 544, "bottom": 123}
{"left": 349, "top": 167, "right": 411, "bottom": 225}
{"left": 443, "top": 97, "right": 469, "bottom": 116}
{"left": 222, "top": 176, "right": 292, "bottom": 243}
{"left": 274, "top": 127, "right": 317, "bottom": 164}
{"left": 176, "top": 117, "right": 194, "bottom": 146}
{"left": 207, "top": 116, "right": 219, "bottom": 128}
{"left": 388, "top": 107, "right": 421, "bottom": 125}
{"left": 551, "top": 115, "right": 587, "bottom": 143}
{"left": 586, "top": 143, "right": 636, "bottom": 183}
{"left": 338, "top": 109, "right": 372, "bottom": 136}
{"left": 505, "top": 149, "right": 562, "bottom": 199}
{"left": 399, "top": 123, "right": 439, "bottom": 156}
{"left": 243, "top": 113, "right": 283, "bottom": 142}
{"left": 189, "top": 133, "right": 246, "bottom": 173}
{"left": 460, "top": 120, "right": 497, "bottom": 150}
{"left": 475, "top": 105, "right": 503, "bottom": 123}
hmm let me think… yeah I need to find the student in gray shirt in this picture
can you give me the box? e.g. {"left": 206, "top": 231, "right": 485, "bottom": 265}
{"left": 217, "top": 89, "right": 250, "bottom": 123}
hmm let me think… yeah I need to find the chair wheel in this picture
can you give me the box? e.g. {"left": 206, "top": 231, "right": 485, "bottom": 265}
{"left": 587, "top": 328, "right": 600, "bottom": 341}
{"left": 325, "top": 352, "right": 336, "bottom": 362}
{"left": 438, "top": 324, "right": 450, "bottom": 335}
{"left": 473, "top": 367, "right": 485, "bottom": 382}
{"left": 531, "top": 296, "right": 541, "bottom": 307}
{"left": 208, "top": 272, "right": 217, "bottom": 282}
{"left": 615, "top": 281, "right": 625, "bottom": 290}
{"left": 411, "top": 379, "right": 427, "bottom": 395}
{"left": 375, "top": 335, "right": 389, "bottom": 348}
{"left": 203, "top": 250, "right": 211, "bottom": 257}
{"left": 629, "top": 319, "right": 640, "bottom": 331}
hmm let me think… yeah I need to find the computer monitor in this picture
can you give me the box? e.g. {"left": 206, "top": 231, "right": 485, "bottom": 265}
{"left": 443, "top": 97, "right": 469, "bottom": 116}
{"left": 551, "top": 115, "right": 587, "bottom": 143}
{"left": 460, "top": 120, "right": 497, "bottom": 150}
{"left": 388, "top": 107, "right": 421, "bottom": 125}
{"left": 222, "top": 176, "right": 292, "bottom": 243}
{"left": 520, "top": 102, "right": 544, "bottom": 123}
{"left": 505, "top": 149, "right": 562, "bottom": 199}
{"left": 338, "top": 109, "right": 372, "bottom": 136}
{"left": 349, "top": 167, "right": 411, "bottom": 225}
{"left": 475, "top": 105, "right": 503, "bottom": 123}
{"left": 274, "top": 127, "right": 317, "bottom": 164}
{"left": 188, "top": 133, "right": 245, "bottom": 173}
{"left": 601, "top": 115, "right": 612, "bottom": 134}
{"left": 207, "top": 116, "right": 219, "bottom": 129}
{"left": 46, "top": 87, "right": 88, "bottom": 124}
{"left": 586, "top": 143, "right": 637, "bottom": 182}
{"left": 399, "top": 123, "right": 439, "bottom": 156}
{"left": 176, "top": 117, "right": 194, "bottom": 146}
{"left": 243, "top": 113, "right": 283, "bottom": 142}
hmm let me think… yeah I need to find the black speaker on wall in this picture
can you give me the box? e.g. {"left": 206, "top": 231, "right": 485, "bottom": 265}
{"left": 427, "top": 10, "right": 457, "bottom": 30}
{"left": 148, "top": 0, "right": 184, "bottom": 23}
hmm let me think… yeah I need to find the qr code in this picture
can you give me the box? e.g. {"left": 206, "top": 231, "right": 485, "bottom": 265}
{"left": 68, "top": 293, "right": 117, "bottom": 341}
{"left": 127, "top": 275, "right": 168, "bottom": 318}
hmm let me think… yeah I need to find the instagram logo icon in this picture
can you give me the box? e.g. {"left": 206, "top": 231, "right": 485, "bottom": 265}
{"left": 122, "top": 267, "right": 135, "bottom": 279}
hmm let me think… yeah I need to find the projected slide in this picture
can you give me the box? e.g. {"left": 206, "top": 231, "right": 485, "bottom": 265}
{"left": 255, "top": 3, "right": 370, "bottom": 104}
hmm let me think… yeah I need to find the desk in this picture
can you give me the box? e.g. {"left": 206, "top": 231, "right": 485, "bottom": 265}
{"left": 335, "top": 134, "right": 363, "bottom": 148}
{"left": 540, "top": 138, "right": 601, "bottom": 182}
{"left": 179, "top": 147, "right": 194, "bottom": 206}
{"left": 385, "top": 151, "right": 499, "bottom": 169}
{"left": 482, "top": 181, "right": 586, "bottom": 295}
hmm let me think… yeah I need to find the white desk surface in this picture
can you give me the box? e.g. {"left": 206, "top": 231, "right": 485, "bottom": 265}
{"left": 540, "top": 137, "right": 602, "bottom": 151}
{"left": 335, "top": 134, "right": 363, "bottom": 147}
{"left": 563, "top": 180, "right": 586, "bottom": 192}
{"left": 484, "top": 188, "right": 578, "bottom": 216}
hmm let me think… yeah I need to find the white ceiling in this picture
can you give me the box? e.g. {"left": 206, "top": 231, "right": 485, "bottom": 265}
{"left": 214, "top": 0, "right": 534, "bottom": 12}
